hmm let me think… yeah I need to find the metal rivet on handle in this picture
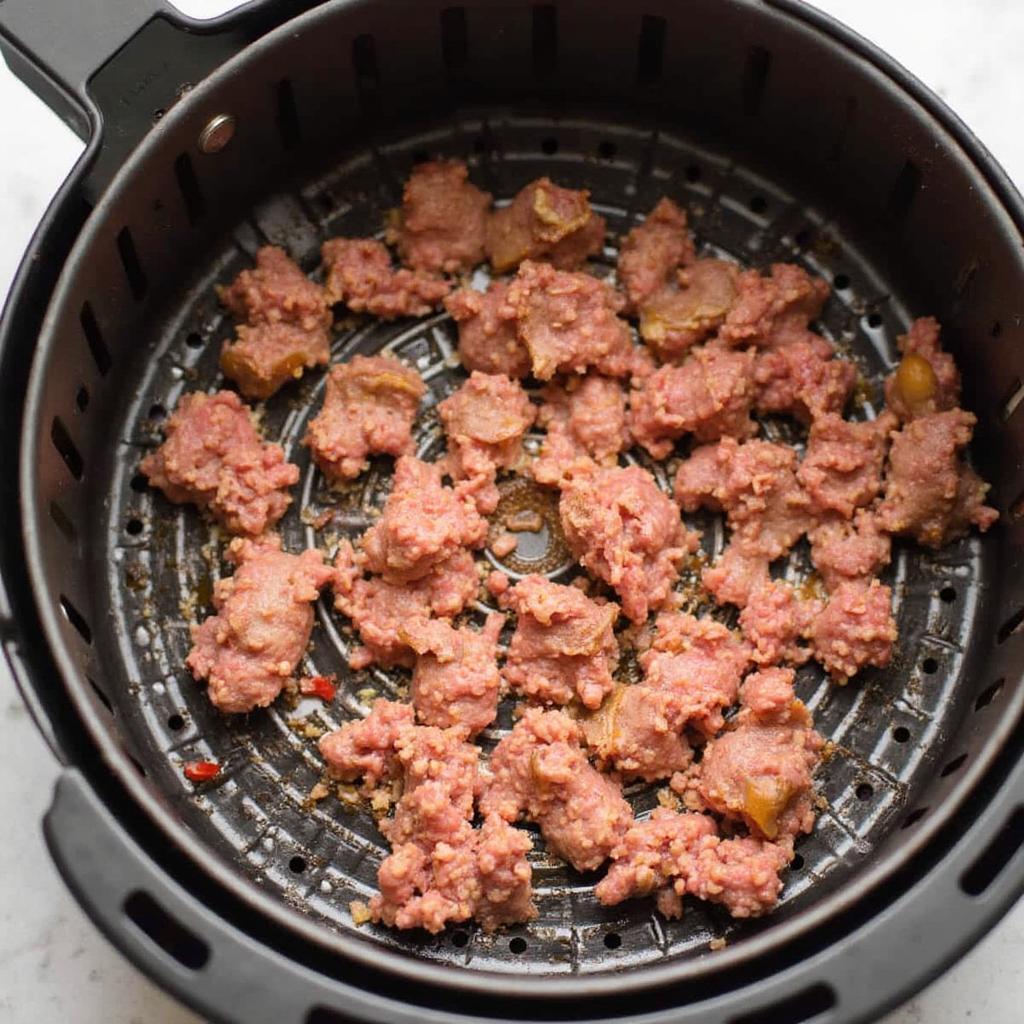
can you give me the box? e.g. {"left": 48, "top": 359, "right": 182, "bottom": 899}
{"left": 198, "top": 114, "right": 236, "bottom": 154}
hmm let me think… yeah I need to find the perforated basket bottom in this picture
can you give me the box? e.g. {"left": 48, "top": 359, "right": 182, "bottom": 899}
{"left": 98, "top": 113, "right": 984, "bottom": 973}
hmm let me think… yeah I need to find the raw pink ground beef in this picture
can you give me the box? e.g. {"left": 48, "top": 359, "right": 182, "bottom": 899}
{"left": 506, "top": 260, "right": 636, "bottom": 380}
{"left": 389, "top": 159, "right": 491, "bottom": 273}
{"left": 186, "top": 534, "right": 332, "bottom": 713}
{"left": 438, "top": 371, "right": 536, "bottom": 513}
{"left": 639, "top": 612, "right": 751, "bottom": 737}
{"left": 700, "top": 668, "right": 823, "bottom": 840}
{"left": 878, "top": 409, "right": 998, "bottom": 548}
{"left": 582, "top": 684, "right": 693, "bottom": 781}
{"left": 686, "top": 834, "right": 793, "bottom": 918}
{"left": 217, "top": 245, "right": 331, "bottom": 399}
{"left": 808, "top": 579, "right": 898, "bottom": 680}
{"left": 809, "top": 511, "right": 892, "bottom": 592}
{"left": 485, "top": 177, "right": 606, "bottom": 273}
{"left": 319, "top": 698, "right": 414, "bottom": 790}
{"left": 561, "top": 465, "right": 700, "bottom": 623}
{"left": 404, "top": 614, "right": 504, "bottom": 735}
{"left": 719, "top": 263, "right": 829, "bottom": 350}
{"left": 739, "top": 581, "right": 821, "bottom": 666}
{"left": 798, "top": 413, "right": 896, "bottom": 518}
{"left": 638, "top": 259, "right": 740, "bottom": 361}
{"left": 140, "top": 390, "right": 298, "bottom": 536}
{"left": 481, "top": 708, "right": 633, "bottom": 871}
{"left": 628, "top": 344, "right": 757, "bottom": 458}
{"left": 333, "top": 541, "right": 478, "bottom": 669}
{"left": 304, "top": 355, "right": 425, "bottom": 483}
{"left": 753, "top": 334, "right": 857, "bottom": 423}
{"left": 445, "top": 280, "right": 532, "bottom": 378}
{"left": 501, "top": 575, "right": 619, "bottom": 709}
{"left": 884, "top": 317, "right": 961, "bottom": 421}
{"left": 361, "top": 456, "right": 487, "bottom": 583}
{"left": 533, "top": 374, "right": 629, "bottom": 486}
{"left": 321, "top": 237, "right": 451, "bottom": 318}
{"left": 617, "top": 198, "right": 695, "bottom": 311}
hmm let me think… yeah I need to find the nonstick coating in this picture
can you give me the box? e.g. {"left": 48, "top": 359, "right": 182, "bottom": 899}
{"left": 15, "top": 0, "right": 1024, "bottom": 999}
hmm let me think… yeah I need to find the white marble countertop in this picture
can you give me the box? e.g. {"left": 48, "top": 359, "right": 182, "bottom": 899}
{"left": 1, "top": 1, "right": 1022, "bottom": 1021}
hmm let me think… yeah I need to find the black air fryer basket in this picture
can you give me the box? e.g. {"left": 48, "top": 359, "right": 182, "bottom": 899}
{"left": 2, "top": 1, "right": 1024, "bottom": 1022}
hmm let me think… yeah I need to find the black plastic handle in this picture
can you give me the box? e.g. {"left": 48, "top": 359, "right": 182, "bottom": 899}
{"left": 0, "top": 0, "right": 323, "bottom": 195}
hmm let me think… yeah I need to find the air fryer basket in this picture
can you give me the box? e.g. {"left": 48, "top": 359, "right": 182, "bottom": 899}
{"left": 2, "top": 1, "right": 1024, "bottom": 1022}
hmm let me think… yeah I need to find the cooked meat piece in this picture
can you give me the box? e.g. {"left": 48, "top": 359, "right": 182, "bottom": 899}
{"left": 533, "top": 374, "right": 629, "bottom": 486}
{"left": 628, "top": 344, "right": 757, "bottom": 458}
{"left": 480, "top": 708, "right": 633, "bottom": 871}
{"left": 186, "top": 534, "right": 332, "bottom": 713}
{"left": 333, "top": 541, "right": 478, "bottom": 669}
{"left": 617, "top": 198, "right": 696, "bottom": 311}
{"left": 372, "top": 816, "right": 535, "bottom": 934}
{"left": 686, "top": 835, "right": 793, "bottom": 918}
{"left": 217, "top": 247, "right": 331, "bottom": 398}
{"left": 582, "top": 684, "right": 693, "bottom": 781}
{"left": 403, "top": 614, "right": 504, "bottom": 735}
{"left": 639, "top": 260, "right": 740, "bottom": 361}
{"left": 809, "top": 511, "right": 892, "bottom": 592}
{"left": 877, "top": 409, "right": 998, "bottom": 548}
{"left": 384, "top": 724, "right": 480, "bottom": 846}
{"left": 639, "top": 611, "right": 751, "bottom": 737}
{"left": 304, "top": 355, "right": 425, "bottom": 483}
{"left": 501, "top": 575, "right": 619, "bottom": 709}
{"left": 676, "top": 438, "right": 813, "bottom": 607}
{"left": 361, "top": 456, "right": 487, "bottom": 583}
{"left": 798, "top": 413, "right": 896, "bottom": 518}
{"left": 594, "top": 808, "right": 717, "bottom": 908}
{"left": 700, "top": 669, "right": 823, "bottom": 840}
{"left": 506, "top": 260, "right": 635, "bottom": 380}
{"left": 753, "top": 334, "right": 857, "bottom": 423}
{"left": 739, "top": 581, "right": 822, "bottom": 666}
{"left": 884, "top": 317, "right": 961, "bottom": 421}
{"left": 719, "top": 263, "right": 829, "bottom": 349}
{"left": 219, "top": 245, "right": 330, "bottom": 332}
{"left": 321, "top": 237, "right": 451, "bottom": 318}
{"left": 561, "top": 465, "right": 700, "bottom": 623}
{"left": 318, "top": 698, "right": 415, "bottom": 791}
{"left": 445, "top": 280, "right": 532, "bottom": 378}
{"left": 389, "top": 159, "right": 491, "bottom": 273}
{"left": 808, "top": 579, "right": 898, "bottom": 680}
{"left": 438, "top": 371, "right": 536, "bottom": 513}
{"left": 140, "top": 390, "right": 298, "bottom": 536}
{"left": 486, "top": 178, "right": 606, "bottom": 273}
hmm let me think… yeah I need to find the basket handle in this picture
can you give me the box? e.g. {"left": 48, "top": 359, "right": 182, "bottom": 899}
{"left": 0, "top": 0, "right": 323, "bottom": 192}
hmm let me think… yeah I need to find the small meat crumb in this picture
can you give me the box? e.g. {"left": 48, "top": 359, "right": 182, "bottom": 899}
{"left": 709, "top": 937, "right": 727, "bottom": 951}
{"left": 491, "top": 532, "right": 518, "bottom": 558}
{"left": 486, "top": 570, "right": 511, "bottom": 598}
{"left": 309, "top": 781, "right": 330, "bottom": 801}
{"left": 350, "top": 900, "right": 372, "bottom": 925}
{"left": 505, "top": 509, "right": 544, "bottom": 533}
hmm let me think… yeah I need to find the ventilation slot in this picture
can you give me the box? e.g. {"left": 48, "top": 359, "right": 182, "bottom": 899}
{"left": 997, "top": 607, "right": 1024, "bottom": 644}
{"left": 87, "top": 676, "right": 112, "bottom": 713}
{"left": 902, "top": 806, "right": 928, "bottom": 829}
{"left": 60, "top": 594, "right": 92, "bottom": 644}
{"left": 961, "top": 807, "right": 1024, "bottom": 896}
{"left": 532, "top": 4, "right": 557, "bottom": 78}
{"left": 352, "top": 34, "right": 380, "bottom": 113}
{"left": 276, "top": 78, "right": 301, "bottom": 150}
{"left": 975, "top": 679, "right": 1004, "bottom": 711}
{"left": 440, "top": 7, "right": 468, "bottom": 73}
{"left": 123, "top": 891, "right": 209, "bottom": 970}
{"left": 741, "top": 46, "right": 771, "bottom": 116}
{"left": 80, "top": 301, "right": 111, "bottom": 376}
{"left": 941, "top": 753, "right": 968, "bottom": 778}
{"left": 116, "top": 226, "right": 147, "bottom": 300}
{"left": 730, "top": 982, "right": 836, "bottom": 1024}
{"left": 999, "top": 377, "right": 1024, "bottom": 422}
{"left": 51, "top": 417, "right": 84, "bottom": 480}
{"left": 173, "top": 152, "right": 205, "bottom": 226}
{"left": 885, "top": 160, "right": 922, "bottom": 224}
{"left": 637, "top": 14, "right": 666, "bottom": 85}
{"left": 49, "top": 500, "right": 77, "bottom": 542}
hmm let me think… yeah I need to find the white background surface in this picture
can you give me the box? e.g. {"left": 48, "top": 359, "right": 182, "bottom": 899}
{"left": 1, "top": 1, "right": 1022, "bottom": 1021}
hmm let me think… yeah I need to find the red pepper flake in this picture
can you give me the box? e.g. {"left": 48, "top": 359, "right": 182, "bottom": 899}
{"left": 183, "top": 760, "right": 220, "bottom": 783}
{"left": 300, "top": 675, "right": 337, "bottom": 702}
